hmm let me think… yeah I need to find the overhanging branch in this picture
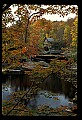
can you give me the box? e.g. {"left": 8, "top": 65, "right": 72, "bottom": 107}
{"left": 25, "top": 11, "right": 41, "bottom": 43}
{"left": 29, "top": 11, "right": 40, "bottom": 19}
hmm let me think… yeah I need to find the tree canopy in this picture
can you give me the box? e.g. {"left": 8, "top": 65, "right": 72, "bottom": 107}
{"left": 2, "top": 4, "right": 78, "bottom": 68}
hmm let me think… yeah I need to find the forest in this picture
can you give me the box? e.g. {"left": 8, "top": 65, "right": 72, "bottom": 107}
{"left": 2, "top": 4, "right": 78, "bottom": 116}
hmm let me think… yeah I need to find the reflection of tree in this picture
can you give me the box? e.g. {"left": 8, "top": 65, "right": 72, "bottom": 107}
{"left": 10, "top": 75, "right": 21, "bottom": 91}
{"left": 40, "top": 73, "right": 75, "bottom": 99}
{"left": 8, "top": 75, "right": 32, "bottom": 91}
{"left": 61, "top": 80, "right": 76, "bottom": 98}
{"left": 2, "top": 74, "right": 8, "bottom": 83}
{"left": 22, "top": 75, "right": 32, "bottom": 90}
{"left": 2, "top": 73, "right": 76, "bottom": 104}
{"left": 2, "top": 75, "right": 12, "bottom": 91}
{"left": 40, "top": 73, "right": 62, "bottom": 93}
{"left": 2, "top": 74, "right": 33, "bottom": 92}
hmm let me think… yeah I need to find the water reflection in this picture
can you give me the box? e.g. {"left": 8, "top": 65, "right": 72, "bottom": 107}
{"left": 2, "top": 73, "right": 76, "bottom": 108}
{"left": 40, "top": 73, "right": 75, "bottom": 98}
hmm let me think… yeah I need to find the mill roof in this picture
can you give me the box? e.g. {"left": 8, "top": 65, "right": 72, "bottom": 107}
{"left": 45, "top": 38, "right": 54, "bottom": 43}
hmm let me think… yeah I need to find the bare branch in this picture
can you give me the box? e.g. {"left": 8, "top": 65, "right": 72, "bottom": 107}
{"left": 29, "top": 11, "right": 40, "bottom": 19}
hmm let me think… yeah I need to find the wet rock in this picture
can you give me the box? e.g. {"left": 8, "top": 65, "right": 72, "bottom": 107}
{"left": 68, "top": 101, "right": 73, "bottom": 104}
{"left": 73, "top": 97, "right": 77, "bottom": 103}
{"left": 74, "top": 84, "right": 77, "bottom": 89}
{"left": 75, "top": 92, "right": 77, "bottom": 95}
{"left": 72, "top": 81, "right": 77, "bottom": 84}
{"left": 65, "top": 109, "right": 72, "bottom": 112}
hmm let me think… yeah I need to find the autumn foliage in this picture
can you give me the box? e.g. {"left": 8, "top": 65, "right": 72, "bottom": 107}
{"left": 2, "top": 4, "right": 78, "bottom": 67}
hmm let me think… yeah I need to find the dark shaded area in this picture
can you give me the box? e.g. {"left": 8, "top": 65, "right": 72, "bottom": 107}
{"left": 2, "top": 4, "right": 12, "bottom": 13}
{"left": 2, "top": 73, "right": 76, "bottom": 99}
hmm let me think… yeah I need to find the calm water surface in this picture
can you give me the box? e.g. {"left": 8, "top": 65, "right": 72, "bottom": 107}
{"left": 2, "top": 73, "right": 76, "bottom": 109}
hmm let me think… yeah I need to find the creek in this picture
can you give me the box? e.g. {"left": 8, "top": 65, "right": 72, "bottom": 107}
{"left": 2, "top": 73, "right": 76, "bottom": 110}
